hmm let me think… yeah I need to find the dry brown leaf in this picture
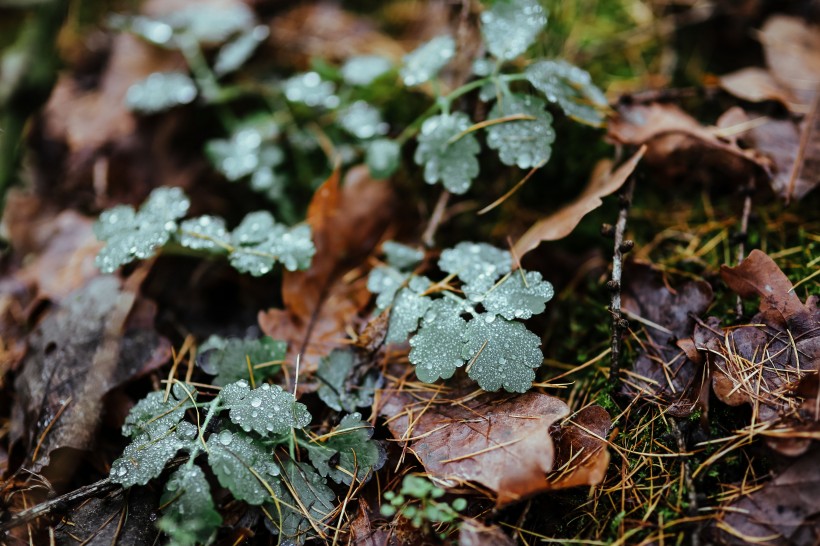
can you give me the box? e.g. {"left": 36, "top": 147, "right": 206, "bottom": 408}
{"left": 719, "top": 67, "right": 803, "bottom": 113}
{"left": 549, "top": 405, "right": 612, "bottom": 489}
{"left": 758, "top": 15, "right": 820, "bottom": 105}
{"left": 512, "top": 146, "right": 645, "bottom": 259}
{"left": 459, "top": 520, "right": 516, "bottom": 546}
{"left": 380, "top": 380, "right": 609, "bottom": 507}
{"left": 258, "top": 165, "right": 394, "bottom": 377}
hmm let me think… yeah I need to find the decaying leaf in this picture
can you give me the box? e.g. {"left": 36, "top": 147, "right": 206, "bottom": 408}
{"left": 758, "top": 15, "right": 820, "bottom": 106}
{"left": 513, "top": 146, "right": 645, "bottom": 258}
{"left": 549, "top": 405, "right": 611, "bottom": 489}
{"left": 54, "top": 487, "right": 159, "bottom": 546}
{"left": 459, "top": 520, "right": 516, "bottom": 546}
{"left": 379, "top": 380, "right": 610, "bottom": 506}
{"left": 719, "top": 67, "right": 802, "bottom": 113}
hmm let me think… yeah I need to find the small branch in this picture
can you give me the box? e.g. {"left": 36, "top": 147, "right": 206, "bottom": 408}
{"left": 671, "top": 420, "right": 700, "bottom": 546}
{"left": 422, "top": 190, "right": 451, "bottom": 248}
{"left": 734, "top": 179, "right": 754, "bottom": 318}
{"left": 608, "top": 174, "right": 637, "bottom": 387}
{"left": 0, "top": 478, "right": 118, "bottom": 532}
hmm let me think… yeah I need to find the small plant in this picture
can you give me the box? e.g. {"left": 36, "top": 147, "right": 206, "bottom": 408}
{"left": 380, "top": 475, "right": 467, "bottom": 538}
{"left": 368, "top": 241, "right": 554, "bottom": 393}
{"left": 109, "top": 338, "right": 384, "bottom": 545}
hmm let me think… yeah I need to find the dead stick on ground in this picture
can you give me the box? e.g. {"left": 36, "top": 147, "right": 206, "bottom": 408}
{"left": 734, "top": 179, "right": 754, "bottom": 318}
{"left": 671, "top": 420, "right": 700, "bottom": 546}
{"left": 0, "top": 478, "right": 118, "bottom": 532}
{"left": 607, "top": 173, "right": 637, "bottom": 387}
{"left": 422, "top": 189, "right": 451, "bottom": 248}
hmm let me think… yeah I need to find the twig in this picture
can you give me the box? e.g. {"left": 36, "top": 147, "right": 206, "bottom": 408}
{"left": 0, "top": 478, "right": 118, "bottom": 532}
{"left": 608, "top": 173, "right": 637, "bottom": 387}
{"left": 422, "top": 190, "right": 451, "bottom": 248}
{"left": 671, "top": 420, "right": 700, "bottom": 546}
{"left": 734, "top": 179, "right": 754, "bottom": 318}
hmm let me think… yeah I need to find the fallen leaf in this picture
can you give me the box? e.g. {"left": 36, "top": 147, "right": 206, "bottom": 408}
{"left": 10, "top": 274, "right": 171, "bottom": 475}
{"left": 459, "top": 520, "right": 516, "bottom": 546}
{"left": 350, "top": 499, "right": 391, "bottom": 546}
{"left": 758, "top": 15, "right": 820, "bottom": 105}
{"left": 549, "top": 405, "right": 612, "bottom": 489}
{"left": 621, "top": 261, "right": 714, "bottom": 412}
{"left": 513, "top": 146, "right": 645, "bottom": 259}
{"left": 379, "top": 379, "right": 610, "bottom": 506}
{"left": 719, "top": 67, "right": 803, "bottom": 113}
{"left": 54, "top": 487, "right": 159, "bottom": 546}
{"left": 258, "top": 165, "right": 394, "bottom": 377}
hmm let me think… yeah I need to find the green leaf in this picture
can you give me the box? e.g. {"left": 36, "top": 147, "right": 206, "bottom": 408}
{"left": 110, "top": 421, "right": 197, "bottom": 488}
{"left": 179, "top": 215, "right": 230, "bottom": 252}
{"left": 221, "top": 381, "right": 312, "bottom": 436}
{"left": 304, "top": 413, "right": 385, "bottom": 485}
{"left": 94, "top": 186, "right": 190, "bottom": 273}
{"left": 283, "top": 72, "right": 339, "bottom": 109}
{"left": 228, "top": 212, "right": 315, "bottom": 275}
{"left": 408, "top": 299, "right": 468, "bottom": 382}
{"left": 462, "top": 315, "right": 543, "bottom": 392}
{"left": 366, "top": 139, "right": 401, "bottom": 179}
{"left": 401, "top": 35, "right": 455, "bottom": 87}
{"left": 414, "top": 113, "right": 480, "bottom": 194}
{"left": 473, "top": 270, "right": 554, "bottom": 320}
{"left": 486, "top": 94, "right": 555, "bottom": 169}
{"left": 110, "top": 14, "right": 174, "bottom": 47}
{"left": 438, "top": 242, "right": 512, "bottom": 294}
{"left": 207, "top": 427, "right": 283, "bottom": 505}
{"left": 317, "top": 349, "right": 380, "bottom": 413}
{"left": 157, "top": 465, "right": 222, "bottom": 546}
{"left": 386, "top": 277, "right": 433, "bottom": 344}
{"left": 206, "top": 118, "right": 281, "bottom": 181}
{"left": 125, "top": 72, "right": 197, "bottom": 114}
{"left": 341, "top": 55, "right": 393, "bottom": 86}
{"left": 525, "top": 60, "right": 608, "bottom": 126}
{"left": 367, "top": 266, "right": 405, "bottom": 311}
{"left": 382, "top": 241, "right": 424, "bottom": 271}
{"left": 266, "top": 460, "right": 335, "bottom": 544}
{"left": 339, "top": 101, "right": 388, "bottom": 140}
{"left": 163, "top": 3, "right": 255, "bottom": 44}
{"left": 480, "top": 0, "right": 548, "bottom": 61}
{"left": 213, "top": 25, "right": 269, "bottom": 76}
{"left": 198, "top": 335, "right": 287, "bottom": 386}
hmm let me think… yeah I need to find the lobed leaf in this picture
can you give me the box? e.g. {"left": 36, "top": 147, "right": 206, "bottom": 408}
{"left": 339, "top": 101, "right": 388, "bottom": 140}
{"left": 207, "top": 427, "right": 283, "bottom": 505}
{"left": 303, "top": 413, "right": 386, "bottom": 484}
{"left": 266, "top": 460, "right": 335, "bottom": 544}
{"left": 121, "top": 383, "right": 196, "bottom": 438}
{"left": 341, "top": 55, "right": 393, "bottom": 86}
{"left": 228, "top": 211, "right": 315, "bottom": 275}
{"left": 157, "top": 464, "right": 222, "bottom": 546}
{"left": 283, "top": 72, "right": 339, "bottom": 109}
{"left": 408, "top": 299, "right": 469, "bottom": 382}
{"left": 198, "top": 335, "right": 286, "bottom": 386}
{"left": 486, "top": 94, "right": 555, "bottom": 169}
{"left": 110, "top": 421, "right": 197, "bottom": 488}
{"left": 400, "top": 35, "right": 456, "bottom": 87}
{"left": 366, "top": 139, "right": 401, "bottom": 179}
{"left": 438, "top": 242, "right": 512, "bottom": 294}
{"left": 525, "top": 60, "right": 608, "bottom": 126}
{"left": 179, "top": 215, "right": 230, "bottom": 252}
{"left": 470, "top": 270, "right": 554, "bottom": 320}
{"left": 221, "top": 381, "right": 311, "bottom": 436}
{"left": 386, "top": 278, "right": 433, "bottom": 344}
{"left": 213, "top": 25, "right": 269, "bottom": 76}
{"left": 480, "top": 0, "right": 548, "bottom": 61}
{"left": 316, "top": 349, "right": 380, "bottom": 413}
{"left": 462, "top": 316, "right": 543, "bottom": 392}
{"left": 125, "top": 72, "right": 197, "bottom": 114}
{"left": 414, "top": 113, "right": 480, "bottom": 194}
{"left": 382, "top": 241, "right": 424, "bottom": 271}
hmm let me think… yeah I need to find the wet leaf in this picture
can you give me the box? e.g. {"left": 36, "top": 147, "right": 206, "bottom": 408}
{"left": 228, "top": 212, "right": 315, "bottom": 275}
{"left": 303, "top": 413, "right": 386, "bottom": 484}
{"left": 382, "top": 241, "right": 424, "bottom": 271}
{"left": 197, "top": 335, "right": 286, "bottom": 386}
{"left": 365, "top": 138, "right": 401, "bottom": 179}
{"left": 414, "top": 113, "right": 481, "bottom": 194}
{"left": 162, "top": 2, "right": 255, "bottom": 45}
{"left": 342, "top": 55, "right": 393, "bottom": 86}
{"left": 221, "top": 381, "right": 312, "bottom": 436}
{"left": 121, "top": 383, "right": 196, "bottom": 438}
{"left": 266, "top": 460, "right": 336, "bottom": 544}
{"left": 316, "top": 349, "right": 380, "bottom": 413}
{"left": 386, "top": 283, "right": 433, "bottom": 344}
{"left": 125, "top": 71, "right": 197, "bottom": 114}
{"left": 480, "top": 0, "right": 547, "bottom": 61}
{"left": 157, "top": 465, "right": 222, "bottom": 546}
{"left": 207, "top": 427, "right": 283, "bottom": 505}
{"left": 438, "top": 242, "right": 512, "bottom": 294}
{"left": 525, "top": 60, "right": 608, "bottom": 126}
{"left": 408, "top": 299, "right": 469, "bottom": 383}
{"left": 205, "top": 117, "right": 281, "bottom": 182}
{"left": 178, "top": 215, "right": 229, "bottom": 252}
{"left": 213, "top": 25, "right": 269, "bottom": 76}
{"left": 283, "top": 72, "right": 339, "bottom": 109}
{"left": 486, "top": 94, "right": 555, "bottom": 169}
{"left": 473, "top": 270, "right": 554, "bottom": 320}
{"left": 339, "top": 101, "right": 388, "bottom": 140}
{"left": 400, "top": 35, "right": 455, "bottom": 87}
{"left": 110, "top": 421, "right": 197, "bottom": 488}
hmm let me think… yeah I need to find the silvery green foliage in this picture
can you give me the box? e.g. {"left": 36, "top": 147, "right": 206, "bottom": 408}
{"left": 121, "top": 383, "right": 196, "bottom": 438}
{"left": 205, "top": 117, "right": 282, "bottom": 184}
{"left": 94, "top": 186, "right": 190, "bottom": 273}
{"left": 480, "top": 0, "right": 548, "bottom": 61}
{"left": 283, "top": 72, "right": 339, "bottom": 109}
{"left": 207, "top": 427, "right": 282, "bottom": 505}
{"left": 213, "top": 25, "right": 269, "bottom": 76}
{"left": 367, "top": 241, "right": 554, "bottom": 392}
{"left": 339, "top": 101, "right": 389, "bottom": 140}
{"left": 221, "top": 381, "right": 311, "bottom": 436}
{"left": 125, "top": 72, "right": 197, "bottom": 113}
{"left": 265, "top": 461, "right": 336, "bottom": 544}
{"left": 178, "top": 215, "right": 229, "bottom": 252}
{"left": 400, "top": 35, "right": 456, "bottom": 86}
{"left": 226, "top": 211, "right": 315, "bottom": 274}
{"left": 342, "top": 55, "right": 393, "bottom": 86}
{"left": 486, "top": 94, "right": 555, "bottom": 169}
{"left": 157, "top": 465, "right": 222, "bottom": 546}
{"left": 525, "top": 60, "right": 608, "bottom": 126}
{"left": 197, "top": 335, "right": 287, "bottom": 386}
{"left": 162, "top": 3, "right": 255, "bottom": 44}
{"left": 111, "top": 421, "right": 197, "bottom": 488}
{"left": 383, "top": 241, "right": 424, "bottom": 270}
{"left": 303, "top": 413, "right": 386, "bottom": 484}
{"left": 366, "top": 139, "right": 401, "bottom": 179}
{"left": 317, "top": 349, "right": 380, "bottom": 413}
{"left": 414, "top": 113, "right": 480, "bottom": 194}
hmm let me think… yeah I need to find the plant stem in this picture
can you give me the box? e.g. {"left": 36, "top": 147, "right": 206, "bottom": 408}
{"left": 422, "top": 190, "right": 451, "bottom": 247}
{"left": 186, "top": 395, "right": 222, "bottom": 468}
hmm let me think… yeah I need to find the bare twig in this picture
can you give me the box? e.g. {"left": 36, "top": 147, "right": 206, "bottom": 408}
{"left": 0, "top": 478, "right": 117, "bottom": 532}
{"left": 422, "top": 190, "right": 451, "bottom": 248}
{"left": 735, "top": 179, "right": 754, "bottom": 318}
{"left": 608, "top": 173, "right": 637, "bottom": 387}
{"left": 671, "top": 420, "right": 701, "bottom": 546}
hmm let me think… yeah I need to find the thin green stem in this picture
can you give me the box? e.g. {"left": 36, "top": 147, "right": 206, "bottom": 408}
{"left": 186, "top": 395, "right": 223, "bottom": 468}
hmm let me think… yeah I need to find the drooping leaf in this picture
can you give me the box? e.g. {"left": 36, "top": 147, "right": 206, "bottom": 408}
{"left": 462, "top": 315, "right": 543, "bottom": 393}
{"left": 341, "top": 55, "right": 393, "bottom": 86}
{"left": 283, "top": 72, "right": 339, "bottom": 109}
{"left": 382, "top": 241, "right": 424, "bottom": 271}
{"left": 207, "top": 427, "right": 283, "bottom": 505}
{"left": 525, "top": 60, "right": 608, "bottom": 126}
{"left": 267, "top": 460, "right": 335, "bottom": 544}
{"left": 221, "top": 381, "right": 311, "bottom": 436}
{"left": 386, "top": 277, "right": 433, "bottom": 343}
{"left": 366, "top": 139, "right": 401, "bottom": 179}
{"left": 414, "top": 113, "right": 481, "bottom": 194}
{"left": 438, "top": 242, "right": 512, "bottom": 294}
{"left": 179, "top": 215, "right": 230, "bottom": 252}
{"left": 486, "top": 94, "right": 555, "bottom": 169}
{"left": 480, "top": 0, "right": 547, "bottom": 61}
{"left": 409, "top": 299, "right": 469, "bottom": 383}
{"left": 400, "top": 35, "right": 456, "bottom": 86}
{"left": 110, "top": 421, "right": 197, "bottom": 488}
{"left": 472, "top": 270, "right": 554, "bottom": 320}
{"left": 213, "top": 25, "right": 269, "bottom": 76}
{"left": 125, "top": 72, "right": 197, "bottom": 114}
{"left": 303, "top": 413, "right": 386, "bottom": 484}
{"left": 157, "top": 465, "right": 222, "bottom": 546}
{"left": 316, "top": 349, "right": 380, "bottom": 413}
{"left": 339, "top": 101, "right": 388, "bottom": 140}
{"left": 198, "top": 335, "right": 287, "bottom": 386}
{"left": 93, "top": 186, "right": 190, "bottom": 273}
